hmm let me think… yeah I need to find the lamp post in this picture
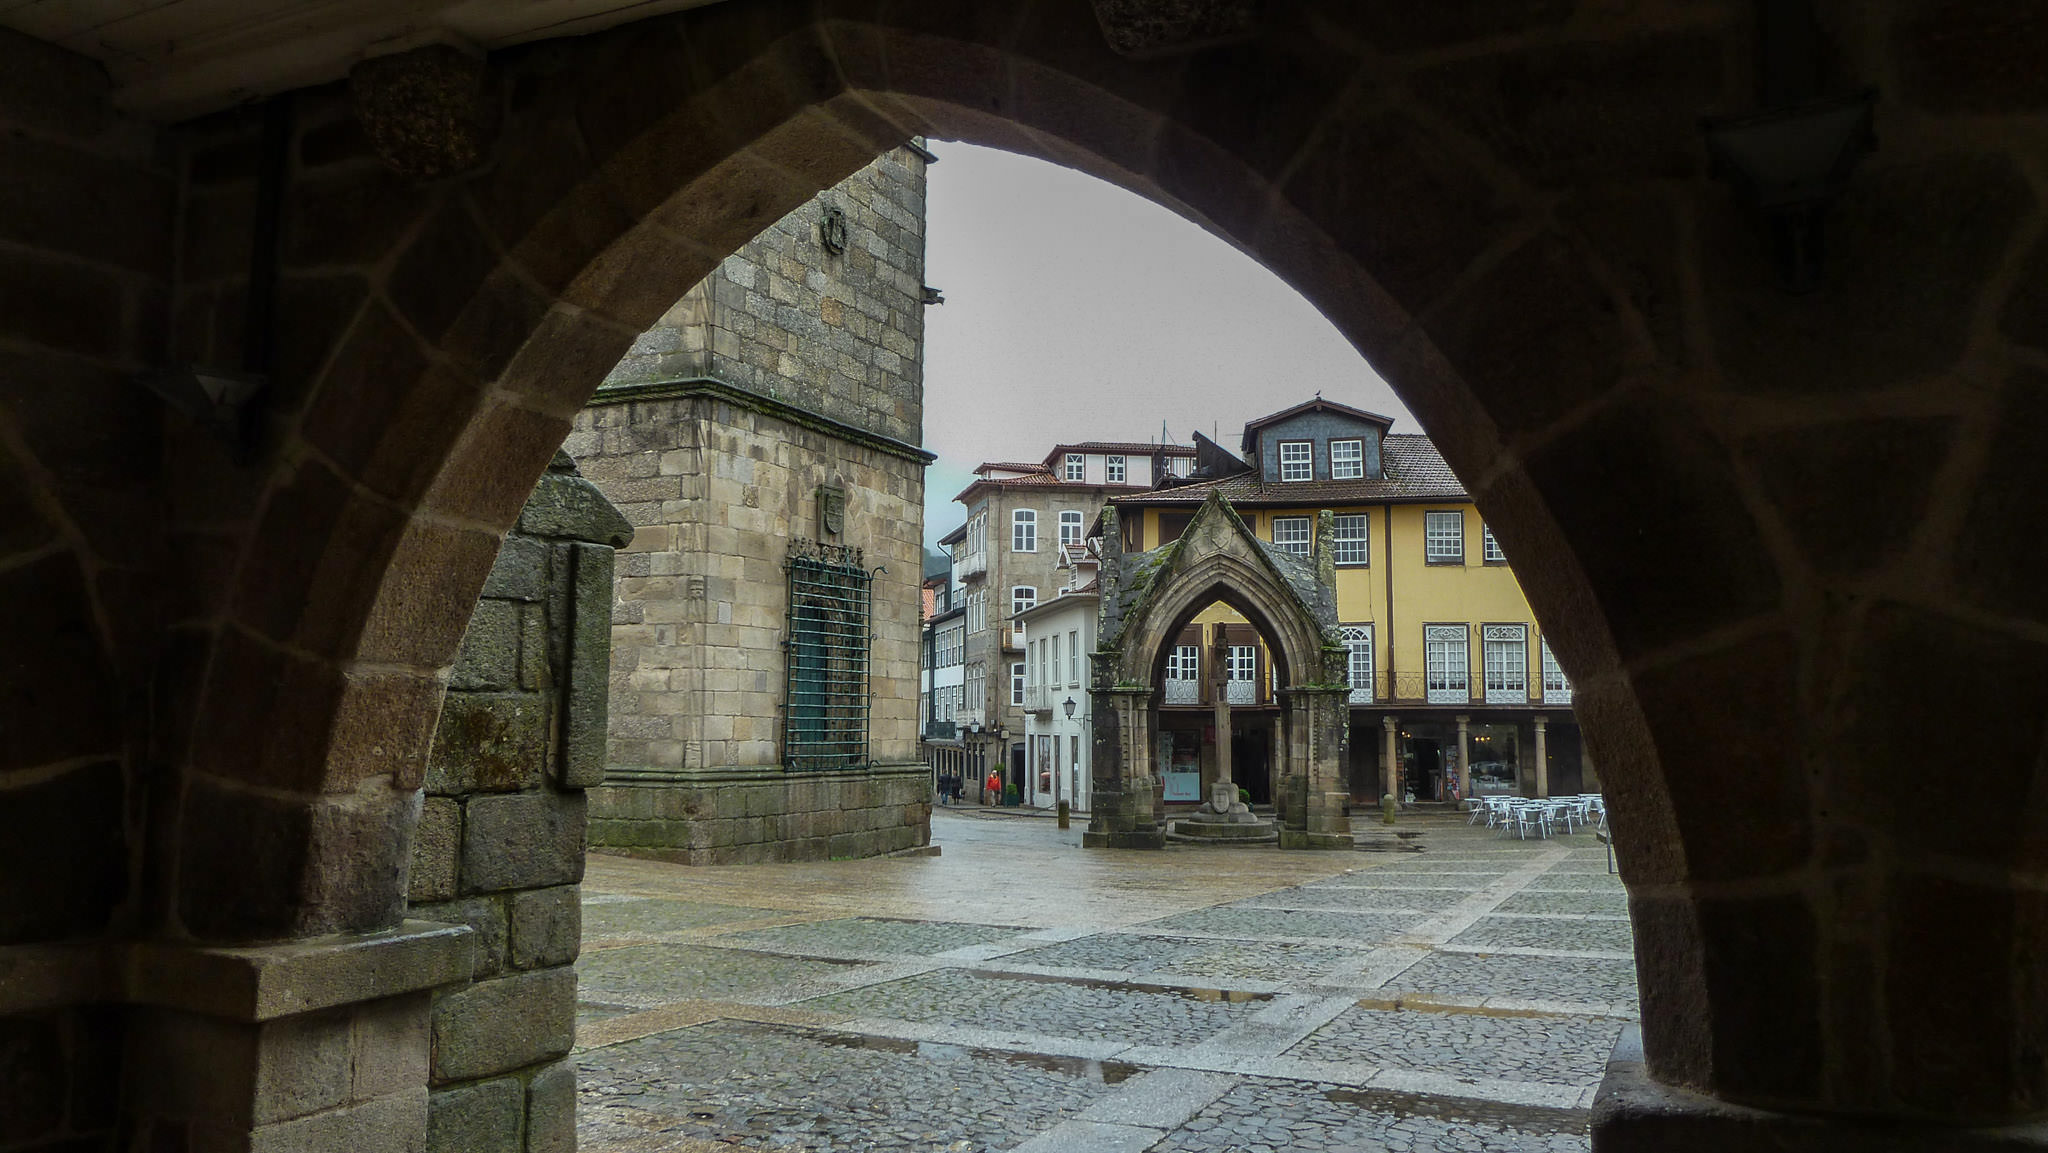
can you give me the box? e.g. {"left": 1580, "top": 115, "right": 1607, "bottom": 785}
{"left": 1060, "top": 696, "right": 1078, "bottom": 828}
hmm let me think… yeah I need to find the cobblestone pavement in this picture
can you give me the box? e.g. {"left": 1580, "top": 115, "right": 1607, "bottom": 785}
{"left": 576, "top": 809, "right": 1640, "bottom": 1151}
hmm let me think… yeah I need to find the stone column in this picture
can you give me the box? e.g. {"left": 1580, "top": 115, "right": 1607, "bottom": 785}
{"left": 1280, "top": 687, "right": 1352, "bottom": 850}
{"left": 1083, "top": 687, "right": 1163, "bottom": 849}
{"left": 1208, "top": 633, "right": 1233, "bottom": 811}
{"left": 1533, "top": 714, "right": 1549, "bottom": 799}
{"left": 1381, "top": 716, "right": 1398, "bottom": 803}
{"left": 1455, "top": 715, "right": 1472, "bottom": 800}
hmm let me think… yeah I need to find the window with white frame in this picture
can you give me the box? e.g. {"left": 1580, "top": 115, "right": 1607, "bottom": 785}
{"left": 1227, "top": 645, "right": 1258, "bottom": 704}
{"left": 1164, "top": 644, "right": 1200, "bottom": 704}
{"left": 1333, "top": 514, "right": 1368, "bottom": 566}
{"left": 1483, "top": 624, "right": 1528, "bottom": 704}
{"left": 1271, "top": 516, "right": 1312, "bottom": 556}
{"left": 1542, "top": 639, "right": 1573, "bottom": 704}
{"left": 967, "top": 664, "right": 985, "bottom": 711}
{"left": 1167, "top": 455, "right": 1192, "bottom": 476}
{"left": 1011, "top": 662, "right": 1025, "bottom": 706}
{"left": 1483, "top": 523, "right": 1506, "bottom": 563}
{"left": 1106, "top": 454, "right": 1126, "bottom": 483}
{"left": 1064, "top": 453, "right": 1085, "bottom": 481}
{"left": 1331, "top": 439, "right": 1364, "bottom": 480}
{"left": 1051, "top": 634, "right": 1062, "bottom": 690}
{"left": 1012, "top": 586, "right": 1036, "bottom": 616}
{"left": 1012, "top": 509, "right": 1037, "bottom": 552}
{"left": 1341, "top": 625, "right": 1374, "bottom": 704}
{"left": 1067, "top": 629, "right": 1080, "bottom": 685}
{"left": 1059, "top": 510, "right": 1084, "bottom": 547}
{"left": 1424, "top": 510, "right": 1464, "bottom": 563}
{"left": 1425, "top": 624, "right": 1469, "bottom": 703}
{"left": 1278, "top": 440, "right": 1313, "bottom": 482}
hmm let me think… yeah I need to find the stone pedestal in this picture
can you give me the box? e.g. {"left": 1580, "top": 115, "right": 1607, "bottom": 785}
{"left": 1166, "top": 780, "right": 1278, "bottom": 845}
{"left": 1593, "top": 1026, "right": 2048, "bottom": 1152}
{"left": 119, "top": 923, "right": 477, "bottom": 1152}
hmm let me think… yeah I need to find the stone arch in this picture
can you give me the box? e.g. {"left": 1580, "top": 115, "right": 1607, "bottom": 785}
{"left": 1087, "top": 495, "right": 1350, "bottom": 849}
{"left": 2, "top": 0, "right": 2043, "bottom": 1138}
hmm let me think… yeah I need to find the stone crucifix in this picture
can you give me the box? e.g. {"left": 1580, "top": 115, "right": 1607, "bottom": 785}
{"left": 1207, "top": 631, "right": 1245, "bottom": 815}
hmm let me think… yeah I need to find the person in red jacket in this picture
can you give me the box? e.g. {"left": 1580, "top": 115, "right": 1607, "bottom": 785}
{"left": 985, "top": 770, "right": 1001, "bottom": 804}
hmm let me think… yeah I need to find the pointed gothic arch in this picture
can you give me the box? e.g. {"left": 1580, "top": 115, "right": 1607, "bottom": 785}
{"left": 1086, "top": 493, "right": 1351, "bottom": 849}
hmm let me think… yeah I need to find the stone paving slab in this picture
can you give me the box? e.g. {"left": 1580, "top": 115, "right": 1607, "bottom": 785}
{"left": 715, "top": 917, "right": 1028, "bottom": 958}
{"left": 579, "top": 1019, "right": 1125, "bottom": 1151}
{"left": 1387, "top": 950, "right": 1639, "bottom": 1011}
{"left": 1004, "top": 932, "right": 1370, "bottom": 983}
{"left": 1137, "top": 906, "right": 1425, "bottom": 943}
{"left": 1287, "top": 1005, "right": 1628, "bottom": 1087}
{"left": 1495, "top": 890, "right": 1630, "bottom": 916}
{"left": 1450, "top": 915, "right": 1636, "bottom": 953}
{"left": 1144, "top": 1076, "right": 1592, "bottom": 1153}
{"left": 1237, "top": 887, "right": 1460, "bottom": 912}
{"left": 798, "top": 970, "right": 1261, "bottom": 1048}
{"left": 581, "top": 897, "right": 789, "bottom": 939}
{"left": 577, "top": 942, "right": 873, "bottom": 1009}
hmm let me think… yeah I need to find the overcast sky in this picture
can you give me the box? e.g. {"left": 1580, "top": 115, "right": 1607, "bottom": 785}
{"left": 919, "top": 142, "right": 1417, "bottom": 546}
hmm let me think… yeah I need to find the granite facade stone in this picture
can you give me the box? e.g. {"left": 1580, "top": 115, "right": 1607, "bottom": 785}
{"left": 570, "top": 148, "right": 933, "bottom": 865}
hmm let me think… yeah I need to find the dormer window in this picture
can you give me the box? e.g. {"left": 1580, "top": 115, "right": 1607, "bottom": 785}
{"left": 1064, "top": 454, "right": 1085, "bottom": 481}
{"left": 1106, "top": 454, "right": 1126, "bottom": 483}
{"left": 1279, "top": 440, "right": 1312, "bottom": 482}
{"left": 1331, "top": 439, "right": 1363, "bottom": 480}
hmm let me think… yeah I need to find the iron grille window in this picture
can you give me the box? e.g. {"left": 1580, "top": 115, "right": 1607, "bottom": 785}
{"left": 1333, "top": 514, "right": 1368, "bottom": 565}
{"left": 784, "top": 542, "right": 872, "bottom": 771}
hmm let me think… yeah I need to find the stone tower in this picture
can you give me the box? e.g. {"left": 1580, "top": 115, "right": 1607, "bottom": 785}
{"left": 566, "top": 143, "right": 937, "bottom": 863}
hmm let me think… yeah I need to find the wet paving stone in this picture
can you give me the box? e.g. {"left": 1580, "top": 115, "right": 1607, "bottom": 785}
{"left": 718, "top": 917, "right": 1027, "bottom": 957}
{"left": 582, "top": 897, "right": 784, "bottom": 939}
{"left": 578, "top": 1019, "right": 1124, "bottom": 1151}
{"left": 1147, "top": 1077, "right": 1591, "bottom": 1152}
{"left": 1450, "top": 915, "right": 1635, "bottom": 954}
{"left": 1006, "top": 932, "right": 1368, "bottom": 983}
{"left": 1237, "top": 886, "right": 1459, "bottom": 912}
{"left": 1390, "top": 951, "right": 1639, "bottom": 1010}
{"left": 1288, "top": 1006, "right": 1628, "bottom": 1086}
{"left": 578, "top": 942, "right": 868, "bottom": 1008}
{"left": 799, "top": 970, "right": 1258, "bottom": 1047}
{"left": 1139, "top": 906, "right": 1425, "bottom": 943}
{"left": 1494, "top": 890, "right": 1629, "bottom": 917}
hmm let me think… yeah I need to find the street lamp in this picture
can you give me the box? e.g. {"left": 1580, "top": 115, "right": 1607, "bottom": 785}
{"left": 1062, "top": 696, "right": 1077, "bottom": 719}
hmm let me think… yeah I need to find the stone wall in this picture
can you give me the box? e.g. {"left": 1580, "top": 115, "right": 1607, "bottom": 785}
{"left": 603, "top": 146, "right": 928, "bottom": 445}
{"left": 408, "top": 454, "right": 630, "bottom": 1153}
{"left": 571, "top": 147, "right": 933, "bottom": 865}
{"left": 591, "top": 762, "right": 931, "bottom": 865}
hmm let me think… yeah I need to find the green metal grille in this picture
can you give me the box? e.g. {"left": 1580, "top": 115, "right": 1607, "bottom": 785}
{"left": 784, "top": 541, "right": 872, "bottom": 772}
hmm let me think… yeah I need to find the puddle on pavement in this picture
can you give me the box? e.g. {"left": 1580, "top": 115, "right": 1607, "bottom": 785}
{"left": 810, "top": 1031, "right": 1142, "bottom": 1083}
{"left": 967, "top": 968, "right": 1273, "bottom": 1004}
{"left": 1321, "top": 1087, "right": 1588, "bottom": 1136}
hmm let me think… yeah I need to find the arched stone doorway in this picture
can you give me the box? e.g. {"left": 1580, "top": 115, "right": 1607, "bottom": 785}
{"left": 4, "top": 1, "right": 2048, "bottom": 1146}
{"left": 1087, "top": 496, "right": 1350, "bottom": 850}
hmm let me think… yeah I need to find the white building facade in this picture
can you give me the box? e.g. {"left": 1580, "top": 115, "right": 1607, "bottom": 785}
{"left": 1017, "top": 587, "right": 1098, "bottom": 813}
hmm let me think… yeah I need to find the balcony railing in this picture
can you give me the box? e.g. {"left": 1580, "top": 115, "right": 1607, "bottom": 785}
{"left": 958, "top": 550, "right": 987, "bottom": 579}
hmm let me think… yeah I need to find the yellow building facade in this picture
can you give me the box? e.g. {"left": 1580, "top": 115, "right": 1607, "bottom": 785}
{"left": 1111, "top": 400, "right": 1590, "bottom": 806}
